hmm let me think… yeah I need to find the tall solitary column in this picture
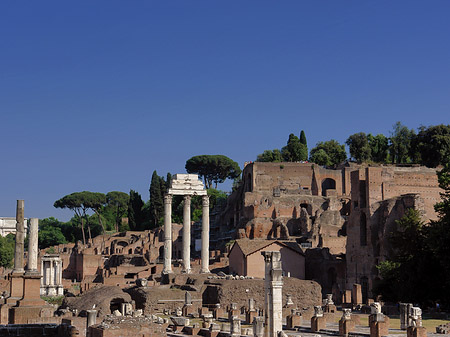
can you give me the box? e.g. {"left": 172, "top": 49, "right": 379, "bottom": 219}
{"left": 163, "top": 194, "right": 173, "bottom": 274}
{"left": 26, "top": 218, "right": 39, "bottom": 273}
{"left": 14, "top": 200, "right": 25, "bottom": 273}
{"left": 262, "top": 251, "right": 283, "bottom": 337}
{"left": 201, "top": 195, "right": 210, "bottom": 273}
{"left": 182, "top": 195, "right": 191, "bottom": 273}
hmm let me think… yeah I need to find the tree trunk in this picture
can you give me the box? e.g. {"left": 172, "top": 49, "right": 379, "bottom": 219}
{"left": 95, "top": 210, "right": 106, "bottom": 234}
{"left": 80, "top": 217, "right": 86, "bottom": 246}
{"left": 87, "top": 223, "right": 92, "bottom": 244}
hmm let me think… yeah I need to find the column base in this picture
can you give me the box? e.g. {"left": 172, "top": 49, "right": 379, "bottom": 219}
{"left": 200, "top": 268, "right": 210, "bottom": 274}
{"left": 161, "top": 272, "right": 175, "bottom": 285}
{"left": 181, "top": 268, "right": 191, "bottom": 274}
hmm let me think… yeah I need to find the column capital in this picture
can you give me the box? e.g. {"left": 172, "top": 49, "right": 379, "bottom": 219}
{"left": 202, "top": 195, "right": 210, "bottom": 207}
{"left": 164, "top": 194, "right": 173, "bottom": 204}
{"left": 184, "top": 195, "right": 191, "bottom": 204}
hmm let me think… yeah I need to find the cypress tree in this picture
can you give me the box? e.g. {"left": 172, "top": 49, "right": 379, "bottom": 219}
{"left": 128, "top": 190, "right": 144, "bottom": 231}
{"left": 166, "top": 172, "right": 172, "bottom": 190}
{"left": 300, "top": 130, "right": 307, "bottom": 147}
{"left": 149, "top": 171, "right": 164, "bottom": 228}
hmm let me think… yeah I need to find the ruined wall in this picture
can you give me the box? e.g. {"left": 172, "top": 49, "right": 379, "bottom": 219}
{"left": 245, "top": 162, "right": 316, "bottom": 193}
{"left": 202, "top": 278, "right": 321, "bottom": 309}
{"left": 346, "top": 171, "right": 441, "bottom": 303}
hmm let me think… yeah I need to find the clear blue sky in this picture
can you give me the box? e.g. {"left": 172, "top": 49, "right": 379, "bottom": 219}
{"left": 1, "top": 1, "right": 449, "bottom": 221}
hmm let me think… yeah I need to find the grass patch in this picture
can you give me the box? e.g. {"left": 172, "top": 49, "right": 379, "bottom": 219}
{"left": 41, "top": 295, "right": 64, "bottom": 306}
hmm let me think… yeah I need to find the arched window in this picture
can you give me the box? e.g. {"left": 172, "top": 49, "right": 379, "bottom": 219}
{"left": 322, "top": 178, "right": 336, "bottom": 196}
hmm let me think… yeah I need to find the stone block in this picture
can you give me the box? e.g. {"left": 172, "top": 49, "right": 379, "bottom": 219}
{"left": 183, "top": 304, "right": 195, "bottom": 317}
{"left": 183, "top": 325, "right": 201, "bottom": 335}
{"left": 170, "top": 316, "right": 189, "bottom": 326}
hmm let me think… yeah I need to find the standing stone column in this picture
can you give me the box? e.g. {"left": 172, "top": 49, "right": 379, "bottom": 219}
{"left": 163, "top": 194, "right": 173, "bottom": 274}
{"left": 182, "top": 195, "right": 191, "bottom": 273}
{"left": 58, "top": 260, "right": 62, "bottom": 284}
{"left": 50, "top": 260, "right": 54, "bottom": 286}
{"left": 26, "top": 218, "right": 39, "bottom": 273}
{"left": 201, "top": 195, "right": 210, "bottom": 273}
{"left": 262, "top": 251, "right": 283, "bottom": 337}
{"left": 40, "top": 259, "right": 44, "bottom": 287}
{"left": 13, "top": 200, "right": 25, "bottom": 273}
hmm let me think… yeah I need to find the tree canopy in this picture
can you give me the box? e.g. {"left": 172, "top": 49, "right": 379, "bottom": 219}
{"left": 185, "top": 155, "right": 241, "bottom": 189}
{"left": 0, "top": 234, "right": 15, "bottom": 268}
{"left": 256, "top": 149, "right": 282, "bottom": 162}
{"left": 106, "top": 191, "right": 129, "bottom": 232}
{"left": 309, "top": 140, "right": 347, "bottom": 167}
{"left": 54, "top": 192, "right": 90, "bottom": 245}
{"left": 346, "top": 132, "right": 371, "bottom": 163}
{"left": 281, "top": 133, "right": 308, "bottom": 162}
{"left": 38, "top": 217, "right": 67, "bottom": 249}
{"left": 413, "top": 124, "right": 450, "bottom": 167}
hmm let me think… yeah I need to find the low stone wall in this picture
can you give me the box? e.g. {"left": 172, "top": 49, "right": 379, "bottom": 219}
{"left": 0, "top": 323, "right": 78, "bottom": 336}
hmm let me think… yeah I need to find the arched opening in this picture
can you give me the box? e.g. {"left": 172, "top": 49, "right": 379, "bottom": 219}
{"left": 128, "top": 248, "right": 132, "bottom": 254}
{"left": 110, "top": 298, "right": 125, "bottom": 314}
{"left": 322, "top": 178, "right": 336, "bottom": 196}
{"left": 300, "top": 202, "right": 312, "bottom": 215}
{"left": 360, "top": 212, "right": 367, "bottom": 246}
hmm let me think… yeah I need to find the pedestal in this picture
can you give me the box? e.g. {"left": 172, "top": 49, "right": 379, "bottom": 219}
{"left": 407, "top": 326, "right": 427, "bottom": 337}
{"left": 311, "top": 316, "right": 326, "bottom": 332}
{"left": 339, "top": 319, "right": 355, "bottom": 337}
{"left": 370, "top": 320, "right": 389, "bottom": 337}
{"left": 246, "top": 310, "right": 258, "bottom": 325}
{"left": 286, "top": 314, "right": 302, "bottom": 329}
{"left": 17, "top": 273, "right": 46, "bottom": 307}
{"left": 7, "top": 272, "right": 24, "bottom": 304}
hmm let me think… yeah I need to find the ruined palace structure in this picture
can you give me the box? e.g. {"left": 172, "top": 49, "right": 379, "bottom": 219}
{"left": 220, "top": 162, "right": 441, "bottom": 302}
{"left": 163, "top": 174, "right": 210, "bottom": 274}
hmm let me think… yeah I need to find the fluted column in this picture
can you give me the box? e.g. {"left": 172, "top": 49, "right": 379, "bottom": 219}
{"left": 163, "top": 194, "right": 173, "bottom": 274}
{"left": 26, "top": 218, "right": 39, "bottom": 273}
{"left": 13, "top": 200, "right": 25, "bottom": 273}
{"left": 201, "top": 195, "right": 210, "bottom": 273}
{"left": 182, "top": 195, "right": 191, "bottom": 273}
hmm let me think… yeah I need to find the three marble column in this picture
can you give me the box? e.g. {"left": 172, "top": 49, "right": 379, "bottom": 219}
{"left": 162, "top": 193, "right": 210, "bottom": 274}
